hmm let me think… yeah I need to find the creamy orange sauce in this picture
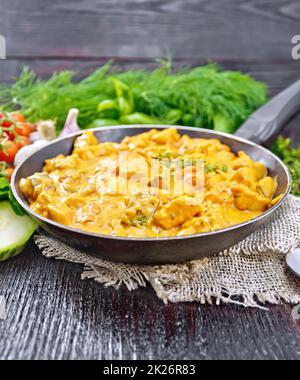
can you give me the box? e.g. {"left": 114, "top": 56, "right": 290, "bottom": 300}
{"left": 19, "top": 128, "right": 282, "bottom": 237}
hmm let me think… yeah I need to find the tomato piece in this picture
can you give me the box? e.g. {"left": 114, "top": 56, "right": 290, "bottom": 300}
{"left": 14, "top": 123, "right": 31, "bottom": 137}
{"left": 0, "top": 113, "right": 13, "bottom": 128}
{"left": 15, "top": 136, "right": 30, "bottom": 149}
{"left": 0, "top": 132, "right": 10, "bottom": 140}
{"left": 0, "top": 113, "right": 28, "bottom": 134}
{"left": 6, "top": 132, "right": 15, "bottom": 140}
{"left": 11, "top": 113, "right": 26, "bottom": 123}
{"left": 0, "top": 140, "right": 18, "bottom": 163}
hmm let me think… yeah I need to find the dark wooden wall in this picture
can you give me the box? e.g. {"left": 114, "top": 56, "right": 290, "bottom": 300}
{"left": 1, "top": 0, "right": 299, "bottom": 60}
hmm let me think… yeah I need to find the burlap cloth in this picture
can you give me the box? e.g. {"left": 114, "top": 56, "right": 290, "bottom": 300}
{"left": 34, "top": 195, "right": 300, "bottom": 309}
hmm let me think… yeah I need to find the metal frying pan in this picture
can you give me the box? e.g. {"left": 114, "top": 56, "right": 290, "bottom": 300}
{"left": 11, "top": 80, "right": 300, "bottom": 264}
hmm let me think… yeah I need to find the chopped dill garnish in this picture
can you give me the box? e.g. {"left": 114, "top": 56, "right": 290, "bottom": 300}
{"left": 205, "top": 163, "right": 217, "bottom": 173}
{"left": 156, "top": 152, "right": 173, "bottom": 160}
{"left": 220, "top": 165, "right": 229, "bottom": 172}
{"left": 205, "top": 163, "right": 229, "bottom": 173}
{"left": 130, "top": 215, "right": 149, "bottom": 227}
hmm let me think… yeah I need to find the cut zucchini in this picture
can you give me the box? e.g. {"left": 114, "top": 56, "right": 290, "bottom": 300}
{"left": 0, "top": 201, "right": 36, "bottom": 261}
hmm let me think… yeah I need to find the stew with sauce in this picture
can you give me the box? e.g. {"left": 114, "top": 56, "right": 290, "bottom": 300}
{"left": 19, "top": 128, "right": 282, "bottom": 238}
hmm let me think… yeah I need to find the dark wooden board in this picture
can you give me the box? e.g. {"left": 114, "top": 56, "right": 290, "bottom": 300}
{"left": 0, "top": 242, "right": 300, "bottom": 360}
{"left": 1, "top": 0, "right": 299, "bottom": 60}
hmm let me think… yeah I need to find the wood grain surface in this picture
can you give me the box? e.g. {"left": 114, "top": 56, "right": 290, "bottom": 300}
{"left": 0, "top": 242, "right": 300, "bottom": 360}
{"left": 0, "top": 0, "right": 300, "bottom": 361}
{"left": 1, "top": 0, "right": 299, "bottom": 60}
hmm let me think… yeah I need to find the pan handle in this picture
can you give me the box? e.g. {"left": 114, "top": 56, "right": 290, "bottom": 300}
{"left": 235, "top": 79, "right": 300, "bottom": 146}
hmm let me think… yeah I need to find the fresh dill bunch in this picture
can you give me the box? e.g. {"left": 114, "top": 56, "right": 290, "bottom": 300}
{"left": 0, "top": 64, "right": 115, "bottom": 131}
{"left": 120, "top": 64, "right": 267, "bottom": 132}
{"left": 0, "top": 62, "right": 268, "bottom": 133}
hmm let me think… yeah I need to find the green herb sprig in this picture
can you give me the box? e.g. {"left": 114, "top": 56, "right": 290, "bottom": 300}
{"left": 271, "top": 137, "right": 300, "bottom": 196}
{"left": 130, "top": 215, "right": 149, "bottom": 227}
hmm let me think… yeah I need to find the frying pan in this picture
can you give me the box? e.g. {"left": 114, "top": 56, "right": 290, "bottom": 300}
{"left": 11, "top": 79, "right": 300, "bottom": 264}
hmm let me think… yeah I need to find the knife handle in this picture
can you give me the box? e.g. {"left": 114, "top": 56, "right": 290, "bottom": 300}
{"left": 235, "top": 79, "right": 300, "bottom": 146}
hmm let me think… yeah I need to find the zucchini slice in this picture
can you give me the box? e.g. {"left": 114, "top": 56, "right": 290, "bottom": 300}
{"left": 0, "top": 201, "right": 36, "bottom": 261}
